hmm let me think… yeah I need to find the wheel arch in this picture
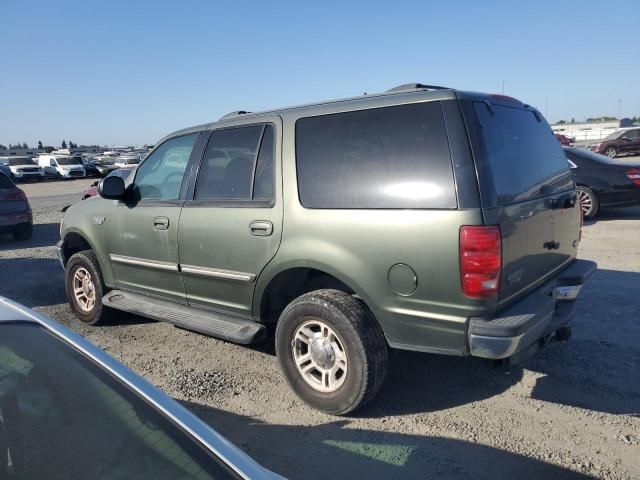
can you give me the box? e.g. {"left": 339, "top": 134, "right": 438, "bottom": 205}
{"left": 254, "top": 261, "right": 380, "bottom": 329}
{"left": 61, "top": 229, "right": 114, "bottom": 286}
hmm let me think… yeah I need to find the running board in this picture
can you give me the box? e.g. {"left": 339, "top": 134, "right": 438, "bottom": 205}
{"left": 102, "top": 290, "right": 265, "bottom": 344}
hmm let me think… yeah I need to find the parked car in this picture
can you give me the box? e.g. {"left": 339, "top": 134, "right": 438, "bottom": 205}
{"left": 83, "top": 158, "right": 119, "bottom": 177}
{"left": 83, "top": 167, "right": 137, "bottom": 199}
{"left": 0, "top": 159, "right": 12, "bottom": 179}
{"left": 554, "top": 133, "right": 573, "bottom": 146}
{"left": 0, "top": 156, "right": 45, "bottom": 182}
{"left": 57, "top": 83, "right": 596, "bottom": 415}
{"left": 564, "top": 146, "right": 640, "bottom": 218}
{"left": 0, "top": 296, "right": 281, "bottom": 479}
{"left": 114, "top": 155, "right": 142, "bottom": 168}
{"left": 38, "top": 154, "right": 86, "bottom": 179}
{"left": 0, "top": 171, "right": 32, "bottom": 240}
{"left": 585, "top": 127, "right": 640, "bottom": 158}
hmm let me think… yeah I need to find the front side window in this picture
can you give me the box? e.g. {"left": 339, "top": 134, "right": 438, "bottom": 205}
{"left": 195, "top": 124, "right": 274, "bottom": 201}
{"left": 295, "top": 102, "right": 456, "bottom": 209}
{"left": 134, "top": 133, "right": 198, "bottom": 200}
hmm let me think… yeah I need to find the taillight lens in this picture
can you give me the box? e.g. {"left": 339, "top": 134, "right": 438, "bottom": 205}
{"left": 460, "top": 226, "right": 502, "bottom": 299}
{"left": 626, "top": 168, "right": 640, "bottom": 186}
{"left": 5, "top": 190, "right": 27, "bottom": 201}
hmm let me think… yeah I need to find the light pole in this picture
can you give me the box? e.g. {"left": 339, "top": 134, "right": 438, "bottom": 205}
{"left": 501, "top": 80, "right": 505, "bottom": 94}
{"left": 618, "top": 99, "right": 622, "bottom": 119}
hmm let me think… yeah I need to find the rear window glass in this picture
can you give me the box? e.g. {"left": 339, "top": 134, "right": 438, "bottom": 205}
{"left": 296, "top": 102, "right": 456, "bottom": 209}
{"left": 473, "top": 103, "right": 572, "bottom": 204}
{"left": 0, "top": 173, "right": 15, "bottom": 189}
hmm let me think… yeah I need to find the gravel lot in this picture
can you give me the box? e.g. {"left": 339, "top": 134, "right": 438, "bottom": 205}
{"left": 1, "top": 173, "right": 639, "bottom": 480}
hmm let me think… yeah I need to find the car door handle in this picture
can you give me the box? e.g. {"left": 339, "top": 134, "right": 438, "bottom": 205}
{"left": 249, "top": 220, "right": 273, "bottom": 236}
{"left": 153, "top": 216, "right": 169, "bottom": 230}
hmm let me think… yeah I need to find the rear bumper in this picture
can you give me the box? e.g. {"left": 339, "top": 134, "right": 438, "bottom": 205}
{"left": 468, "top": 259, "right": 597, "bottom": 360}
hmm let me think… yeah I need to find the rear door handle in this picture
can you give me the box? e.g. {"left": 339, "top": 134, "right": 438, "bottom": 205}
{"left": 153, "top": 216, "right": 169, "bottom": 230}
{"left": 249, "top": 220, "right": 273, "bottom": 236}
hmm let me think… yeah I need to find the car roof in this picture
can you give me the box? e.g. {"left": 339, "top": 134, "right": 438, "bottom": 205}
{"left": 156, "top": 86, "right": 532, "bottom": 145}
{"left": 0, "top": 296, "right": 278, "bottom": 479}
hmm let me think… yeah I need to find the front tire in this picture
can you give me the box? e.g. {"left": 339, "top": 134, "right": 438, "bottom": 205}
{"left": 604, "top": 146, "right": 617, "bottom": 158}
{"left": 276, "top": 289, "right": 388, "bottom": 415}
{"left": 577, "top": 186, "right": 599, "bottom": 218}
{"left": 65, "top": 250, "right": 112, "bottom": 325}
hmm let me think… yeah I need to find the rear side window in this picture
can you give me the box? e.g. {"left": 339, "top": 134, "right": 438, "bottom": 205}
{"left": 195, "top": 124, "right": 274, "bottom": 202}
{"left": 296, "top": 102, "right": 456, "bottom": 209}
{"left": 473, "top": 103, "right": 572, "bottom": 204}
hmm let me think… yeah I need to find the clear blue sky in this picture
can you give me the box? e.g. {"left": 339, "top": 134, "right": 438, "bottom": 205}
{"left": 1, "top": 0, "right": 638, "bottom": 147}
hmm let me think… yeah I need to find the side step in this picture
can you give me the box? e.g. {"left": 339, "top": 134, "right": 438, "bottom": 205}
{"left": 103, "top": 290, "right": 266, "bottom": 345}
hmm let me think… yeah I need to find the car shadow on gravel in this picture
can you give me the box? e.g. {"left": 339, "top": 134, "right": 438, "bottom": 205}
{"left": 357, "top": 351, "right": 523, "bottom": 418}
{"left": 0, "top": 223, "right": 60, "bottom": 250}
{"left": 526, "top": 268, "right": 640, "bottom": 417}
{"left": 181, "top": 401, "right": 595, "bottom": 479}
{"left": 583, "top": 205, "right": 640, "bottom": 225}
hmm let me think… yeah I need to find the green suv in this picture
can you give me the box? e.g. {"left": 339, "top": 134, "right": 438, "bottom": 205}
{"left": 57, "top": 84, "right": 596, "bottom": 414}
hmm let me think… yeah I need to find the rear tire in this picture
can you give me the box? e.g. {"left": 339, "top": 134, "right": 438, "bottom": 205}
{"left": 12, "top": 224, "right": 32, "bottom": 241}
{"left": 65, "top": 250, "right": 113, "bottom": 325}
{"left": 275, "top": 289, "right": 388, "bottom": 415}
{"left": 604, "top": 146, "right": 617, "bottom": 158}
{"left": 577, "top": 186, "right": 599, "bottom": 218}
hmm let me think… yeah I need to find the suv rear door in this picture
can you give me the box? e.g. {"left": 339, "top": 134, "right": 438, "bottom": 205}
{"left": 463, "top": 97, "right": 580, "bottom": 306}
{"left": 178, "top": 117, "right": 283, "bottom": 317}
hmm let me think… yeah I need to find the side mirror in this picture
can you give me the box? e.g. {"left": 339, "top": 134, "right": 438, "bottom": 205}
{"left": 99, "top": 176, "right": 126, "bottom": 200}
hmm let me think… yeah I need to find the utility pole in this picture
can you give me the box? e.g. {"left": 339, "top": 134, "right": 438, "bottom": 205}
{"left": 545, "top": 99, "right": 549, "bottom": 119}
{"left": 501, "top": 80, "right": 505, "bottom": 94}
{"left": 618, "top": 99, "right": 622, "bottom": 118}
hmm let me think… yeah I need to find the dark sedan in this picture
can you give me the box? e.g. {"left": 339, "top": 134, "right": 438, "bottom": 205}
{"left": 83, "top": 158, "right": 120, "bottom": 177}
{"left": 585, "top": 128, "right": 640, "bottom": 158}
{"left": 564, "top": 147, "right": 640, "bottom": 218}
{"left": 0, "top": 171, "right": 32, "bottom": 240}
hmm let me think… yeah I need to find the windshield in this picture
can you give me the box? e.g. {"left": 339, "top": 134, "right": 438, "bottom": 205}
{"left": 92, "top": 159, "right": 114, "bottom": 165}
{"left": 8, "top": 158, "right": 36, "bottom": 166}
{"left": 56, "top": 157, "right": 83, "bottom": 166}
{"left": 603, "top": 130, "right": 623, "bottom": 140}
{"left": 0, "top": 323, "right": 235, "bottom": 479}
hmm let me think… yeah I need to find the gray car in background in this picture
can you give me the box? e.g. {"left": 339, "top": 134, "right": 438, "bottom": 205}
{"left": 0, "top": 296, "right": 282, "bottom": 479}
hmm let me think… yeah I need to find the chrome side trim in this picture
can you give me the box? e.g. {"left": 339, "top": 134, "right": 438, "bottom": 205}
{"left": 110, "top": 254, "right": 179, "bottom": 272}
{"left": 181, "top": 264, "right": 256, "bottom": 283}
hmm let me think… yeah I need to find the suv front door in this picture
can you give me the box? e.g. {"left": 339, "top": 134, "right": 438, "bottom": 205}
{"left": 178, "top": 119, "right": 283, "bottom": 317}
{"left": 109, "top": 132, "right": 200, "bottom": 303}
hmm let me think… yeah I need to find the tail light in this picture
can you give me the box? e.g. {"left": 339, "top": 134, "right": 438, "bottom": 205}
{"left": 626, "top": 168, "right": 640, "bottom": 186}
{"left": 5, "top": 190, "right": 27, "bottom": 201}
{"left": 460, "top": 226, "right": 502, "bottom": 298}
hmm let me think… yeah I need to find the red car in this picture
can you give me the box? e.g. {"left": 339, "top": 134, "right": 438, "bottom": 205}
{"left": 82, "top": 167, "right": 136, "bottom": 199}
{"left": 554, "top": 133, "right": 573, "bottom": 146}
{"left": 0, "top": 171, "right": 32, "bottom": 240}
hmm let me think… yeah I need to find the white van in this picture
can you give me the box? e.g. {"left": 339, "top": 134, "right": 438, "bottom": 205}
{"left": 38, "top": 154, "right": 86, "bottom": 179}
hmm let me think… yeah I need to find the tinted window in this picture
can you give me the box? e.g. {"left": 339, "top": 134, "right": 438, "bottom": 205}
{"left": 195, "top": 125, "right": 269, "bottom": 201}
{"left": 56, "top": 157, "right": 83, "bottom": 166}
{"left": 622, "top": 129, "right": 639, "bottom": 139}
{"left": 0, "top": 173, "right": 14, "bottom": 189}
{"left": 473, "top": 103, "right": 571, "bottom": 204}
{"left": 296, "top": 102, "right": 455, "bottom": 209}
{"left": 134, "top": 133, "right": 197, "bottom": 200}
{"left": 253, "top": 125, "right": 275, "bottom": 201}
{"left": 8, "top": 158, "right": 35, "bottom": 166}
{"left": 0, "top": 323, "right": 236, "bottom": 479}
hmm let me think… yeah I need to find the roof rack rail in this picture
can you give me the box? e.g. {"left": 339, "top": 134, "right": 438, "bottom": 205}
{"left": 386, "top": 83, "right": 450, "bottom": 93}
{"left": 219, "top": 110, "right": 251, "bottom": 120}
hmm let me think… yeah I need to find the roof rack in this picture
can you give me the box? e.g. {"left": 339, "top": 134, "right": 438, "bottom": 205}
{"left": 219, "top": 110, "right": 251, "bottom": 121}
{"left": 386, "top": 83, "right": 450, "bottom": 93}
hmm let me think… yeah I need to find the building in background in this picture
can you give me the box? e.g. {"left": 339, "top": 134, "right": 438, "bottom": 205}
{"left": 552, "top": 118, "right": 640, "bottom": 143}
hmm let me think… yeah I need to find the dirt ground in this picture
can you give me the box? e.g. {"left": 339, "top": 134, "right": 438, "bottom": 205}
{"left": 1, "top": 175, "right": 639, "bottom": 479}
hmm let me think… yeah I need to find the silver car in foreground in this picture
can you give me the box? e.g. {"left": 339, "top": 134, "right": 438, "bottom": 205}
{"left": 0, "top": 296, "right": 281, "bottom": 479}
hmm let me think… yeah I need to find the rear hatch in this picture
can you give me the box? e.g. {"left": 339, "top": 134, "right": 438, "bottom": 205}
{"left": 0, "top": 175, "right": 29, "bottom": 215}
{"left": 461, "top": 95, "right": 581, "bottom": 306}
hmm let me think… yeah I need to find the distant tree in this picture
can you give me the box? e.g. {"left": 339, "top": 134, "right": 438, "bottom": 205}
{"left": 61, "top": 140, "right": 67, "bottom": 149}
{"left": 37, "top": 140, "right": 43, "bottom": 149}
{"left": 44, "top": 146, "right": 55, "bottom": 153}
{"left": 69, "top": 141, "right": 78, "bottom": 149}
{"left": 570, "top": 117, "right": 575, "bottom": 123}
{"left": 21, "top": 142, "right": 28, "bottom": 149}
{"left": 556, "top": 120, "right": 566, "bottom": 124}
{"left": 0, "top": 145, "right": 7, "bottom": 150}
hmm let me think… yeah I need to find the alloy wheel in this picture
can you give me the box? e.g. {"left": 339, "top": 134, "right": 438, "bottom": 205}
{"left": 72, "top": 267, "right": 96, "bottom": 312}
